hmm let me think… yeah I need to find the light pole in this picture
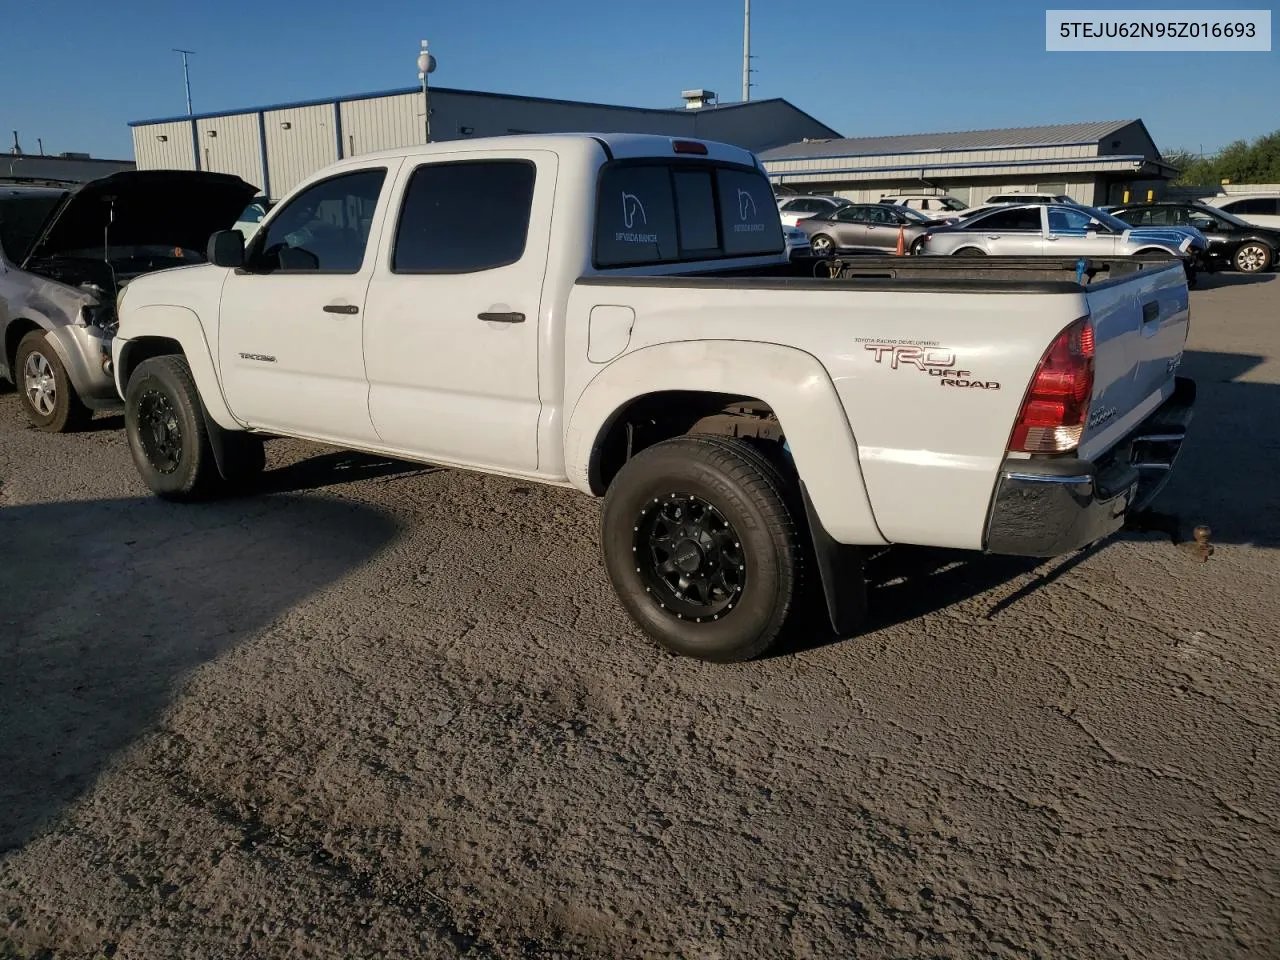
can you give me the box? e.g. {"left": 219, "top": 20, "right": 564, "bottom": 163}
{"left": 174, "top": 48, "right": 196, "bottom": 115}
{"left": 417, "top": 40, "right": 437, "bottom": 143}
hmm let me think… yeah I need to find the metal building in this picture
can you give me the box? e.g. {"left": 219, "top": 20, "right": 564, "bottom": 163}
{"left": 761, "top": 120, "right": 1177, "bottom": 207}
{"left": 130, "top": 86, "right": 839, "bottom": 200}
{"left": 2, "top": 151, "right": 134, "bottom": 185}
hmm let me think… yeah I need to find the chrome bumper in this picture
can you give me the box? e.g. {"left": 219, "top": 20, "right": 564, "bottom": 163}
{"left": 985, "top": 377, "right": 1196, "bottom": 556}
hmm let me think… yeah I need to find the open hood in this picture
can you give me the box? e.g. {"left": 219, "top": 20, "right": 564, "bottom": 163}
{"left": 22, "top": 169, "right": 258, "bottom": 265}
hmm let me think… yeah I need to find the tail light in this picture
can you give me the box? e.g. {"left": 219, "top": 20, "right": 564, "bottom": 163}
{"left": 1009, "top": 317, "right": 1095, "bottom": 453}
{"left": 672, "top": 139, "right": 708, "bottom": 155}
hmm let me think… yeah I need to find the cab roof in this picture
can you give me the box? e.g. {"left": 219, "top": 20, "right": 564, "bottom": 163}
{"left": 344, "top": 133, "right": 760, "bottom": 169}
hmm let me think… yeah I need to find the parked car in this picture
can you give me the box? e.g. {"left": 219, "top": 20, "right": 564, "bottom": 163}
{"left": 796, "top": 202, "right": 939, "bottom": 256}
{"left": 233, "top": 196, "right": 275, "bottom": 241}
{"left": 0, "top": 170, "right": 257, "bottom": 430}
{"left": 916, "top": 203, "right": 1204, "bottom": 281}
{"left": 984, "top": 192, "right": 1076, "bottom": 205}
{"left": 878, "top": 194, "right": 971, "bottom": 219}
{"left": 783, "top": 225, "right": 813, "bottom": 260}
{"left": 1202, "top": 194, "right": 1280, "bottom": 230}
{"left": 776, "top": 194, "right": 850, "bottom": 227}
{"left": 111, "top": 133, "right": 1195, "bottom": 663}
{"left": 1107, "top": 201, "right": 1280, "bottom": 274}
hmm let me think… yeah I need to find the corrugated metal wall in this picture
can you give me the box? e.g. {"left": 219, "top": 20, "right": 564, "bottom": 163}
{"left": 340, "top": 92, "right": 422, "bottom": 157}
{"left": 131, "top": 120, "right": 196, "bottom": 170}
{"left": 196, "top": 113, "right": 265, "bottom": 192}
{"left": 263, "top": 104, "right": 339, "bottom": 196}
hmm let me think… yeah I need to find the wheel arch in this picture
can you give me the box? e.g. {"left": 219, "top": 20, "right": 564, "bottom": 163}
{"left": 117, "top": 305, "right": 242, "bottom": 430}
{"left": 3, "top": 316, "right": 48, "bottom": 380}
{"left": 565, "top": 340, "right": 886, "bottom": 547}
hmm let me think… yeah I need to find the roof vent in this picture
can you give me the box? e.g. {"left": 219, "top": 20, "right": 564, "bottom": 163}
{"left": 681, "top": 89, "right": 717, "bottom": 110}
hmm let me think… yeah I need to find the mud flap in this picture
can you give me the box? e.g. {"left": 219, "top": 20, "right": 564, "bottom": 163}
{"left": 198, "top": 398, "right": 257, "bottom": 481}
{"left": 799, "top": 482, "right": 868, "bottom": 637}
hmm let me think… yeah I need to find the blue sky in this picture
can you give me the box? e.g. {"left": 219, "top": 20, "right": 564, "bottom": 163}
{"left": 2, "top": 0, "right": 1275, "bottom": 160}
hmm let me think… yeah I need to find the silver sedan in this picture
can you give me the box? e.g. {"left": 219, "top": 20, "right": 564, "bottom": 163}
{"left": 916, "top": 203, "right": 1196, "bottom": 261}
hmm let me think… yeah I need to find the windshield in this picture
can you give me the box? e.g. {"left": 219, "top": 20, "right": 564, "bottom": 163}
{"left": 1201, "top": 205, "right": 1252, "bottom": 228}
{"left": 938, "top": 197, "right": 968, "bottom": 211}
{"left": 1077, "top": 206, "right": 1141, "bottom": 232}
{"left": 0, "top": 191, "right": 67, "bottom": 262}
{"left": 897, "top": 207, "right": 934, "bottom": 223}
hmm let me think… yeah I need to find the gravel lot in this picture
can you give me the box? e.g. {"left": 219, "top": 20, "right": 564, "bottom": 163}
{"left": 2, "top": 273, "right": 1278, "bottom": 959}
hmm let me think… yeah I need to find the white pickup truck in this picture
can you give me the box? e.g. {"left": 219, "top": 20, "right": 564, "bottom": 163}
{"left": 112, "top": 133, "right": 1196, "bottom": 662}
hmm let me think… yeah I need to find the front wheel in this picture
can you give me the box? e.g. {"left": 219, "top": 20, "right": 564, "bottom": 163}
{"left": 810, "top": 234, "right": 835, "bottom": 257}
{"left": 601, "top": 435, "right": 806, "bottom": 662}
{"left": 952, "top": 247, "right": 987, "bottom": 257}
{"left": 15, "top": 330, "right": 92, "bottom": 433}
{"left": 1234, "top": 242, "right": 1272, "bottom": 273}
{"left": 124, "top": 355, "right": 222, "bottom": 500}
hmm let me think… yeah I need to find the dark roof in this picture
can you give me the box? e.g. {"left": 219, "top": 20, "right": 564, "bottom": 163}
{"left": 129, "top": 86, "right": 838, "bottom": 134}
{"left": 759, "top": 120, "right": 1140, "bottom": 160}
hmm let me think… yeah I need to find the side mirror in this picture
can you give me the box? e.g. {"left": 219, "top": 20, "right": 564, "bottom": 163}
{"left": 208, "top": 229, "right": 245, "bottom": 268}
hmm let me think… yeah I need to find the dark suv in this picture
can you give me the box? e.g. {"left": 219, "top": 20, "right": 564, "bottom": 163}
{"left": 1108, "top": 201, "right": 1280, "bottom": 274}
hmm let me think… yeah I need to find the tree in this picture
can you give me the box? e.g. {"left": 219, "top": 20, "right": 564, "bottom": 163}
{"left": 1162, "top": 130, "right": 1280, "bottom": 185}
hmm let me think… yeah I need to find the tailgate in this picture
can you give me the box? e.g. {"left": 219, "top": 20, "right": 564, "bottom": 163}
{"left": 1078, "top": 261, "right": 1190, "bottom": 460}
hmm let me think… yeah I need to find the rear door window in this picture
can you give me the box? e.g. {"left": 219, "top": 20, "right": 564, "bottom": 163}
{"left": 392, "top": 159, "right": 536, "bottom": 273}
{"left": 970, "top": 207, "right": 1042, "bottom": 231}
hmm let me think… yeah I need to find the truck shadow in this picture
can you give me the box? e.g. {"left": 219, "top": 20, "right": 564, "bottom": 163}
{"left": 257, "top": 449, "right": 437, "bottom": 495}
{"left": 781, "top": 347, "right": 1280, "bottom": 654}
{"left": 0, "top": 494, "right": 399, "bottom": 854}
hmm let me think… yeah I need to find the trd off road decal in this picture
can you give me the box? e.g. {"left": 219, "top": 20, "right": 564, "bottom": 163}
{"left": 857, "top": 338, "right": 1001, "bottom": 390}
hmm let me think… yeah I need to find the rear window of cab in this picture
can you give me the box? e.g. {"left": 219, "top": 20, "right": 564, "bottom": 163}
{"left": 594, "top": 161, "right": 783, "bottom": 267}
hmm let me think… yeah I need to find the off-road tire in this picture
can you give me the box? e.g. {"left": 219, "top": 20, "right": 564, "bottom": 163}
{"left": 124, "top": 355, "right": 221, "bottom": 501}
{"left": 602, "top": 435, "right": 805, "bottom": 662}
{"left": 15, "top": 330, "right": 92, "bottom": 433}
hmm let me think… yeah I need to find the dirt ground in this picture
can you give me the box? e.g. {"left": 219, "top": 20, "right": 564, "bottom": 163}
{"left": 1, "top": 273, "right": 1277, "bottom": 959}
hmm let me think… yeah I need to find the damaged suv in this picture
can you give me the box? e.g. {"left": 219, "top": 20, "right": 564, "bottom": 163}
{"left": 0, "top": 170, "right": 256, "bottom": 431}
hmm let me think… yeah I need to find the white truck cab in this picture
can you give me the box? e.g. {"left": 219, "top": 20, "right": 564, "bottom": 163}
{"left": 112, "top": 133, "right": 1196, "bottom": 662}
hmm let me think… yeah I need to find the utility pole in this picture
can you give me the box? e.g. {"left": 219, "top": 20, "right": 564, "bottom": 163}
{"left": 174, "top": 48, "right": 196, "bottom": 115}
{"left": 417, "top": 41, "right": 437, "bottom": 143}
{"left": 742, "top": 0, "right": 751, "bottom": 102}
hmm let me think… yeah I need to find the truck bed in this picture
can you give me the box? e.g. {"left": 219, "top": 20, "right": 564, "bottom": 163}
{"left": 579, "top": 255, "right": 1182, "bottom": 293}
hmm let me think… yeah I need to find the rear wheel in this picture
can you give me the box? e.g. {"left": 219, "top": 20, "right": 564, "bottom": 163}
{"left": 1234, "top": 242, "right": 1272, "bottom": 273}
{"left": 15, "top": 330, "right": 91, "bottom": 433}
{"left": 124, "top": 355, "right": 222, "bottom": 500}
{"left": 601, "top": 435, "right": 805, "bottom": 662}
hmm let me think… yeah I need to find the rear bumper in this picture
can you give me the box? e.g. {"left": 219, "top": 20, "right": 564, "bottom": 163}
{"left": 985, "top": 377, "right": 1196, "bottom": 557}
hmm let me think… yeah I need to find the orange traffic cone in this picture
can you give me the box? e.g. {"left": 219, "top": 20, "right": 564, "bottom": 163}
{"left": 895, "top": 226, "right": 906, "bottom": 256}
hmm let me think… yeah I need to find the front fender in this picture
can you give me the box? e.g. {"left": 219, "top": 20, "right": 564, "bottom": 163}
{"left": 44, "top": 323, "right": 118, "bottom": 405}
{"left": 565, "top": 340, "right": 886, "bottom": 546}
{"left": 114, "top": 304, "right": 242, "bottom": 431}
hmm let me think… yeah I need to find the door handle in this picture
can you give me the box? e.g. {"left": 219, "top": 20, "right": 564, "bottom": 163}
{"left": 323, "top": 303, "right": 359, "bottom": 315}
{"left": 1046, "top": 235, "right": 1059, "bottom": 241}
{"left": 986, "top": 235, "right": 1001, "bottom": 240}
{"left": 477, "top": 311, "right": 525, "bottom": 323}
